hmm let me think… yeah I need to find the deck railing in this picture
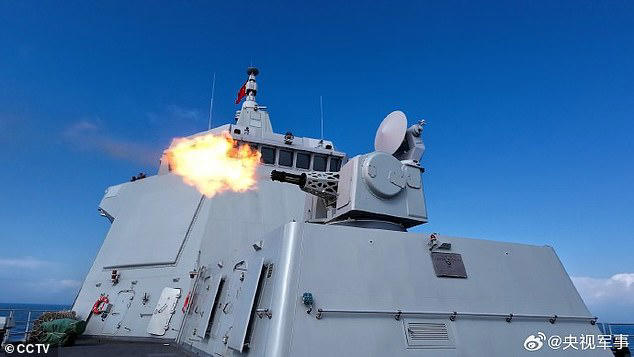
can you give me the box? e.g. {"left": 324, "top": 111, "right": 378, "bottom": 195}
{"left": 0, "top": 307, "right": 67, "bottom": 343}
{"left": 597, "top": 322, "right": 634, "bottom": 346}
{"left": 1, "top": 306, "right": 631, "bottom": 349}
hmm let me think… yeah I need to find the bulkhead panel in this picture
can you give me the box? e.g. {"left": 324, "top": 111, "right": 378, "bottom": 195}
{"left": 98, "top": 174, "right": 202, "bottom": 268}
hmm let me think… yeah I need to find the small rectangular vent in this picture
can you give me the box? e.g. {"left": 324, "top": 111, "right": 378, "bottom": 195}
{"left": 407, "top": 323, "right": 449, "bottom": 341}
{"left": 403, "top": 320, "right": 455, "bottom": 349}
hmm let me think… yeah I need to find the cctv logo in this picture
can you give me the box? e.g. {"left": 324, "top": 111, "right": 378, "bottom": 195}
{"left": 524, "top": 332, "right": 547, "bottom": 351}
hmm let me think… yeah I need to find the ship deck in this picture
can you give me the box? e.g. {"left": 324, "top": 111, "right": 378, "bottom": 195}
{"left": 3, "top": 338, "right": 186, "bottom": 356}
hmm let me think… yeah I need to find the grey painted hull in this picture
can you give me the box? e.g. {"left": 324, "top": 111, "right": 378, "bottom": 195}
{"left": 72, "top": 172, "right": 607, "bottom": 355}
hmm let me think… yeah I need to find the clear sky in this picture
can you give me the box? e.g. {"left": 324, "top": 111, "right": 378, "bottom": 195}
{"left": 0, "top": 1, "right": 632, "bottom": 321}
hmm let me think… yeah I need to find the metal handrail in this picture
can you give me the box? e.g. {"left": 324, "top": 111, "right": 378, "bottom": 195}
{"left": 0, "top": 307, "right": 69, "bottom": 343}
{"left": 314, "top": 308, "right": 598, "bottom": 325}
{"left": 8, "top": 331, "right": 31, "bottom": 336}
{"left": 597, "top": 322, "right": 634, "bottom": 342}
{"left": 599, "top": 323, "right": 634, "bottom": 326}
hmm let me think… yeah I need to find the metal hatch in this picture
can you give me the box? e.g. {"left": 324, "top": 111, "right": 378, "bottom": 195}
{"left": 194, "top": 272, "right": 224, "bottom": 339}
{"left": 103, "top": 290, "right": 134, "bottom": 335}
{"left": 430, "top": 252, "right": 467, "bottom": 278}
{"left": 147, "top": 287, "right": 181, "bottom": 336}
{"left": 227, "top": 257, "right": 265, "bottom": 352}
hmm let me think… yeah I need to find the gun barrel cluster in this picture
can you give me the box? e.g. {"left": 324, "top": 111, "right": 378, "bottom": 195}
{"left": 270, "top": 170, "right": 307, "bottom": 187}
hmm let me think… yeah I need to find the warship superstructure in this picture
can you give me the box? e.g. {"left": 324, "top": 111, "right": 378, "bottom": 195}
{"left": 70, "top": 68, "right": 610, "bottom": 356}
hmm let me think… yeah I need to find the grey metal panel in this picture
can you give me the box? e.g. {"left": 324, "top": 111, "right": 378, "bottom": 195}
{"left": 262, "top": 223, "right": 303, "bottom": 357}
{"left": 98, "top": 174, "right": 202, "bottom": 267}
{"left": 402, "top": 319, "right": 456, "bottom": 349}
{"left": 282, "top": 223, "right": 609, "bottom": 356}
{"left": 430, "top": 252, "right": 467, "bottom": 278}
{"left": 103, "top": 291, "right": 134, "bottom": 335}
{"left": 335, "top": 159, "right": 353, "bottom": 210}
{"left": 299, "top": 225, "right": 592, "bottom": 316}
{"left": 227, "top": 256, "right": 265, "bottom": 352}
{"left": 147, "top": 287, "right": 181, "bottom": 336}
{"left": 194, "top": 272, "right": 222, "bottom": 339}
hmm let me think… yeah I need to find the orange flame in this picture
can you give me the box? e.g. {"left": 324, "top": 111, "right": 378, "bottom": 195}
{"left": 166, "top": 131, "right": 261, "bottom": 197}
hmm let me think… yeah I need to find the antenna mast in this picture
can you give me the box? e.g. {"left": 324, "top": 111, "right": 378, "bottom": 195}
{"left": 320, "top": 95, "right": 324, "bottom": 140}
{"left": 207, "top": 72, "right": 216, "bottom": 130}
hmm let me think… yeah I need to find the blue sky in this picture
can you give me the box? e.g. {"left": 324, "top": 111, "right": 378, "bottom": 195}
{"left": 0, "top": 1, "right": 632, "bottom": 320}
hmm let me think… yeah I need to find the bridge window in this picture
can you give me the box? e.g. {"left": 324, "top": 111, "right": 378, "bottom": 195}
{"left": 296, "top": 152, "right": 311, "bottom": 169}
{"left": 279, "top": 149, "right": 293, "bottom": 167}
{"left": 330, "top": 157, "right": 342, "bottom": 172}
{"left": 313, "top": 155, "right": 327, "bottom": 171}
{"left": 261, "top": 146, "right": 276, "bottom": 164}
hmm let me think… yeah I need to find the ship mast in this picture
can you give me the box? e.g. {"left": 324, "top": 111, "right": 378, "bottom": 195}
{"left": 241, "top": 67, "right": 259, "bottom": 109}
{"left": 235, "top": 67, "right": 273, "bottom": 134}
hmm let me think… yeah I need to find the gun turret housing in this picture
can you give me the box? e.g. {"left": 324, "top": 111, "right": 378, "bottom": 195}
{"left": 272, "top": 151, "right": 427, "bottom": 229}
{"left": 332, "top": 151, "right": 427, "bottom": 228}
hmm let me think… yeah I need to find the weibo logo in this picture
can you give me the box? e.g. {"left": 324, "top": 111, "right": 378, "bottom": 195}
{"left": 524, "top": 332, "right": 546, "bottom": 351}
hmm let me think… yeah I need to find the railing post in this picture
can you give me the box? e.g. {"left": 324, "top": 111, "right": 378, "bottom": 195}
{"left": 2, "top": 311, "right": 15, "bottom": 345}
{"left": 24, "top": 311, "right": 32, "bottom": 342}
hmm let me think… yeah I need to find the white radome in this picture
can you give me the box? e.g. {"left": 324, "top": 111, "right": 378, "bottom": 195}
{"left": 374, "top": 110, "right": 407, "bottom": 154}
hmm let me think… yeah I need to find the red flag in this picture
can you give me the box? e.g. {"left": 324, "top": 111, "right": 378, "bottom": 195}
{"left": 235, "top": 81, "right": 247, "bottom": 104}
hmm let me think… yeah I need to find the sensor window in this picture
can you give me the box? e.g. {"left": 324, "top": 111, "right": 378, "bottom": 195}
{"left": 313, "top": 155, "right": 327, "bottom": 171}
{"left": 296, "top": 152, "right": 311, "bottom": 169}
{"left": 261, "top": 146, "right": 276, "bottom": 165}
{"left": 279, "top": 149, "right": 293, "bottom": 167}
{"left": 329, "top": 157, "right": 342, "bottom": 172}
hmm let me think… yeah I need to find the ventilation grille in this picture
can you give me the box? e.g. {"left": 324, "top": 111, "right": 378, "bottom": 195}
{"left": 407, "top": 322, "right": 449, "bottom": 341}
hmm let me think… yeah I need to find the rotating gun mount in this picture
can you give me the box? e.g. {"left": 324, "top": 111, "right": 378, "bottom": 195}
{"left": 271, "top": 111, "right": 428, "bottom": 230}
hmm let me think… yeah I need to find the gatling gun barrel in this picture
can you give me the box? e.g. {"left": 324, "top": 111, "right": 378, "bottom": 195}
{"left": 271, "top": 170, "right": 339, "bottom": 205}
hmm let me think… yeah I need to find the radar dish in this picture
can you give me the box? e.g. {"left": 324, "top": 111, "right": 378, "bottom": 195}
{"left": 374, "top": 110, "right": 407, "bottom": 154}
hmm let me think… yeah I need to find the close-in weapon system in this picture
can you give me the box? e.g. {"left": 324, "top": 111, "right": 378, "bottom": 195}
{"left": 272, "top": 110, "right": 428, "bottom": 229}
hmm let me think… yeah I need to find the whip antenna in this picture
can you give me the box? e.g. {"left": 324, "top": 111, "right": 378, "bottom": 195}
{"left": 207, "top": 72, "right": 216, "bottom": 130}
{"left": 320, "top": 95, "right": 324, "bottom": 140}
